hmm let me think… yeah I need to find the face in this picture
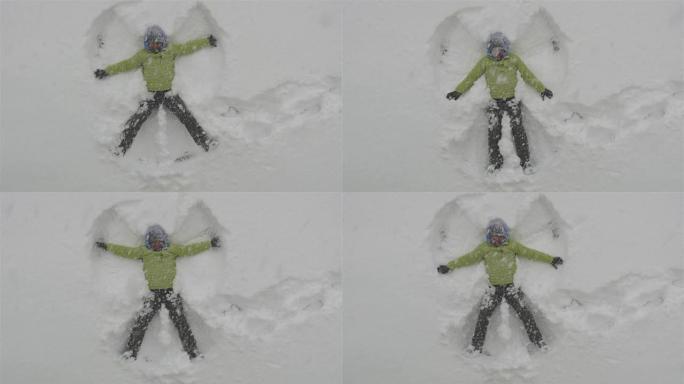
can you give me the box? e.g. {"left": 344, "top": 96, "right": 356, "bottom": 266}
{"left": 149, "top": 40, "right": 163, "bottom": 52}
{"left": 491, "top": 46, "right": 506, "bottom": 61}
{"left": 489, "top": 234, "right": 506, "bottom": 246}
{"left": 151, "top": 238, "right": 165, "bottom": 251}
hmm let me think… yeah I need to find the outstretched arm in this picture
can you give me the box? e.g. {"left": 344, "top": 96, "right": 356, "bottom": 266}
{"left": 511, "top": 241, "right": 562, "bottom": 268}
{"left": 96, "top": 242, "right": 145, "bottom": 260}
{"left": 98, "top": 50, "right": 146, "bottom": 78}
{"left": 513, "top": 54, "right": 547, "bottom": 94}
{"left": 169, "top": 240, "right": 214, "bottom": 258}
{"left": 171, "top": 36, "right": 216, "bottom": 57}
{"left": 452, "top": 57, "right": 487, "bottom": 96}
{"left": 438, "top": 243, "right": 486, "bottom": 274}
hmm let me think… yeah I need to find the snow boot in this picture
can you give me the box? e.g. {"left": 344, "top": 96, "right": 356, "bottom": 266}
{"left": 522, "top": 163, "right": 536, "bottom": 175}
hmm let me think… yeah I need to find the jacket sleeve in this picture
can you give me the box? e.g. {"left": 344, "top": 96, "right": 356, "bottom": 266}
{"left": 170, "top": 241, "right": 212, "bottom": 258}
{"left": 170, "top": 37, "right": 211, "bottom": 57}
{"left": 514, "top": 54, "right": 546, "bottom": 93}
{"left": 104, "top": 243, "right": 146, "bottom": 260}
{"left": 446, "top": 243, "right": 485, "bottom": 270}
{"left": 512, "top": 241, "right": 554, "bottom": 264}
{"left": 104, "top": 50, "right": 145, "bottom": 76}
{"left": 454, "top": 57, "right": 487, "bottom": 94}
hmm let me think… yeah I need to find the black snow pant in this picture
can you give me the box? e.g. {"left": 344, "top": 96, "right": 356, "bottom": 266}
{"left": 123, "top": 289, "right": 199, "bottom": 359}
{"left": 486, "top": 97, "right": 531, "bottom": 169}
{"left": 118, "top": 91, "right": 215, "bottom": 155}
{"left": 471, "top": 284, "right": 544, "bottom": 352}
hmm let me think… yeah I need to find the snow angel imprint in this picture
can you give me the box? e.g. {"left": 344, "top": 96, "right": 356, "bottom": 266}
{"left": 446, "top": 32, "right": 554, "bottom": 175}
{"left": 437, "top": 218, "right": 564, "bottom": 354}
{"left": 94, "top": 25, "right": 219, "bottom": 156}
{"left": 95, "top": 224, "right": 222, "bottom": 360}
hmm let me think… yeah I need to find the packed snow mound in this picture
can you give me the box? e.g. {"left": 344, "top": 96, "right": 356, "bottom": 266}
{"left": 194, "top": 274, "right": 341, "bottom": 339}
{"left": 211, "top": 77, "right": 341, "bottom": 143}
{"left": 95, "top": 75, "right": 340, "bottom": 191}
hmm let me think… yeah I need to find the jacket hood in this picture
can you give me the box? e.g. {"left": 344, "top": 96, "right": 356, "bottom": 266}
{"left": 144, "top": 25, "right": 168, "bottom": 52}
{"left": 486, "top": 32, "right": 511, "bottom": 59}
{"left": 144, "top": 224, "right": 169, "bottom": 250}
{"left": 485, "top": 218, "right": 510, "bottom": 244}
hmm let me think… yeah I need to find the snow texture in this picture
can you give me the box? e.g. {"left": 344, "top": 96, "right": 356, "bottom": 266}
{"left": 344, "top": 2, "right": 683, "bottom": 191}
{"left": 344, "top": 193, "right": 683, "bottom": 384}
{"left": 1, "top": 193, "right": 341, "bottom": 384}
{"left": 1, "top": 1, "right": 341, "bottom": 191}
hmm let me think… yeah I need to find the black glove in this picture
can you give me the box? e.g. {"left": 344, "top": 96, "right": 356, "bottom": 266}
{"left": 446, "top": 91, "right": 461, "bottom": 101}
{"left": 551, "top": 257, "right": 564, "bottom": 269}
{"left": 541, "top": 89, "right": 553, "bottom": 100}
{"left": 94, "top": 69, "right": 108, "bottom": 79}
{"left": 437, "top": 265, "right": 451, "bottom": 274}
{"left": 95, "top": 241, "right": 107, "bottom": 250}
{"left": 211, "top": 236, "right": 221, "bottom": 248}
{"left": 208, "top": 35, "right": 217, "bottom": 47}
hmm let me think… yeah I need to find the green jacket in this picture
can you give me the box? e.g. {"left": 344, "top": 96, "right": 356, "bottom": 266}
{"left": 105, "top": 37, "right": 212, "bottom": 92}
{"left": 446, "top": 240, "right": 554, "bottom": 286}
{"left": 454, "top": 53, "right": 546, "bottom": 100}
{"left": 104, "top": 241, "right": 212, "bottom": 289}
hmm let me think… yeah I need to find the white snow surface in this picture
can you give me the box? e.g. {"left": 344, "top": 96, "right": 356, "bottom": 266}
{"left": 1, "top": 193, "right": 341, "bottom": 384}
{"left": 0, "top": 1, "right": 341, "bottom": 191}
{"left": 344, "top": 193, "right": 683, "bottom": 384}
{"left": 344, "top": 2, "right": 683, "bottom": 191}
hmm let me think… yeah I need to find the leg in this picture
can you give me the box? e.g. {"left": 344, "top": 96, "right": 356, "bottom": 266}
{"left": 504, "top": 286, "right": 545, "bottom": 348}
{"left": 163, "top": 291, "right": 200, "bottom": 359}
{"left": 162, "top": 94, "right": 216, "bottom": 151}
{"left": 471, "top": 285, "right": 504, "bottom": 352}
{"left": 117, "top": 93, "right": 164, "bottom": 155}
{"left": 123, "top": 292, "right": 163, "bottom": 359}
{"left": 505, "top": 99, "right": 531, "bottom": 168}
{"left": 486, "top": 100, "right": 504, "bottom": 170}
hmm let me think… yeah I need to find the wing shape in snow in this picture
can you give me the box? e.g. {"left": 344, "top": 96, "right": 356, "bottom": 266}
{"left": 443, "top": 103, "right": 489, "bottom": 175}
{"left": 86, "top": 2, "right": 141, "bottom": 68}
{"left": 514, "top": 8, "right": 570, "bottom": 56}
{"left": 171, "top": 2, "right": 228, "bottom": 103}
{"left": 90, "top": 201, "right": 142, "bottom": 249}
{"left": 520, "top": 102, "right": 564, "bottom": 172}
{"left": 513, "top": 8, "right": 571, "bottom": 87}
{"left": 171, "top": 200, "right": 228, "bottom": 245}
{"left": 428, "top": 7, "right": 485, "bottom": 89}
{"left": 427, "top": 194, "right": 485, "bottom": 266}
{"left": 514, "top": 194, "right": 569, "bottom": 259}
{"left": 172, "top": 2, "right": 227, "bottom": 42}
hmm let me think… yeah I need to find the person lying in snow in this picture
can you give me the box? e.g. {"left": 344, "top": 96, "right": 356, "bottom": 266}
{"left": 95, "top": 224, "right": 221, "bottom": 360}
{"left": 94, "top": 25, "right": 218, "bottom": 155}
{"left": 446, "top": 32, "right": 554, "bottom": 175}
{"left": 437, "top": 218, "right": 563, "bottom": 354}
